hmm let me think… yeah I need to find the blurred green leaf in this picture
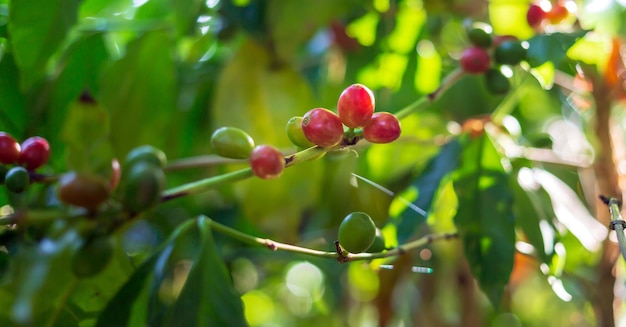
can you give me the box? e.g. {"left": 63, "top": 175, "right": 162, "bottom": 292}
{"left": 390, "top": 139, "right": 462, "bottom": 243}
{"left": 5, "top": 229, "right": 81, "bottom": 326}
{"left": 526, "top": 31, "right": 588, "bottom": 68}
{"left": 8, "top": 0, "right": 80, "bottom": 89}
{"left": 100, "top": 29, "right": 177, "bottom": 157}
{"left": 452, "top": 134, "right": 515, "bottom": 309}
{"left": 510, "top": 166, "right": 551, "bottom": 263}
{"left": 96, "top": 217, "right": 246, "bottom": 327}
{"left": 0, "top": 53, "right": 27, "bottom": 135}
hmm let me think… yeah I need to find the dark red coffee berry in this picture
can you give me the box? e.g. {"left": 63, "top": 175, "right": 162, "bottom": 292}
{"left": 19, "top": 136, "right": 50, "bottom": 170}
{"left": 0, "top": 132, "right": 21, "bottom": 165}
{"left": 527, "top": 3, "right": 547, "bottom": 28}
{"left": 460, "top": 47, "right": 490, "bottom": 74}
{"left": 302, "top": 108, "right": 344, "bottom": 148}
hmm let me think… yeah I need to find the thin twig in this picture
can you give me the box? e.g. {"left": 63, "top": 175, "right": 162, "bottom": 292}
{"left": 205, "top": 216, "right": 458, "bottom": 263}
{"left": 600, "top": 196, "right": 626, "bottom": 262}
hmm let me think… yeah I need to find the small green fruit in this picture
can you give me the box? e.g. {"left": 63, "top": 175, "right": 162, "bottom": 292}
{"left": 5, "top": 166, "right": 29, "bottom": 193}
{"left": 210, "top": 127, "right": 256, "bottom": 159}
{"left": 366, "top": 229, "right": 386, "bottom": 253}
{"left": 125, "top": 145, "right": 167, "bottom": 169}
{"left": 71, "top": 236, "right": 114, "bottom": 278}
{"left": 494, "top": 40, "right": 527, "bottom": 65}
{"left": 286, "top": 117, "right": 314, "bottom": 148}
{"left": 466, "top": 24, "right": 492, "bottom": 48}
{"left": 338, "top": 212, "right": 376, "bottom": 254}
{"left": 484, "top": 69, "right": 511, "bottom": 95}
{"left": 121, "top": 162, "right": 165, "bottom": 213}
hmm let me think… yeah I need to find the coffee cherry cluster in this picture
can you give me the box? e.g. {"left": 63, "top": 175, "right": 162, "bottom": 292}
{"left": 527, "top": 1, "right": 572, "bottom": 29}
{"left": 459, "top": 23, "right": 529, "bottom": 95}
{"left": 210, "top": 127, "right": 285, "bottom": 180}
{"left": 0, "top": 132, "right": 50, "bottom": 194}
{"left": 296, "top": 84, "right": 401, "bottom": 148}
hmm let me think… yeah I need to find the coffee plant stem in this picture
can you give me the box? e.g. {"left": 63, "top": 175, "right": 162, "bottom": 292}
{"left": 205, "top": 215, "right": 458, "bottom": 262}
{"left": 395, "top": 68, "right": 464, "bottom": 120}
{"left": 602, "top": 196, "right": 626, "bottom": 262}
{"left": 162, "top": 146, "right": 328, "bottom": 201}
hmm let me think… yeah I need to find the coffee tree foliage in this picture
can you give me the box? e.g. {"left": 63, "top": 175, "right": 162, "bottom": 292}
{"left": 1, "top": 0, "right": 626, "bottom": 326}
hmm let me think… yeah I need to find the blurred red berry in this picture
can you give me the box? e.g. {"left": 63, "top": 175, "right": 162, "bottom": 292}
{"left": 460, "top": 47, "right": 490, "bottom": 74}
{"left": 0, "top": 132, "right": 21, "bottom": 164}
{"left": 527, "top": 3, "right": 547, "bottom": 28}
{"left": 19, "top": 136, "right": 50, "bottom": 170}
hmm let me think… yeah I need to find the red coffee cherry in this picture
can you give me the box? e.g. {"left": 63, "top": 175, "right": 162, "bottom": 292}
{"left": 249, "top": 145, "right": 285, "bottom": 180}
{"left": 19, "top": 136, "right": 50, "bottom": 170}
{"left": 0, "top": 132, "right": 21, "bottom": 165}
{"left": 301, "top": 108, "right": 344, "bottom": 148}
{"left": 460, "top": 47, "right": 490, "bottom": 74}
{"left": 362, "top": 112, "right": 401, "bottom": 144}
{"left": 527, "top": 3, "right": 547, "bottom": 28}
{"left": 337, "top": 84, "right": 375, "bottom": 128}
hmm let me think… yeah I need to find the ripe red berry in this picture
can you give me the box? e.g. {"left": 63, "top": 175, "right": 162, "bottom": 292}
{"left": 19, "top": 136, "right": 50, "bottom": 170}
{"left": 0, "top": 132, "right": 21, "bottom": 164}
{"left": 302, "top": 108, "right": 344, "bottom": 148}
{"left": 527, "top": 3, "right": 547, "bottom": 28}
{"left": 460, "top": 47, "right": 490, "bottom": 74}
{"left": 249, "top": 145, "right": 285, "bottom": 179}
{"left": 362, "top": 112, "right": 401, "bottom": 144}
{"left": 337, "top": 84, "right": 375, "bottom": 128}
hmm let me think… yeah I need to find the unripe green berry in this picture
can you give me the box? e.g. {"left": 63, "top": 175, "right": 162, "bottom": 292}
{"left": 366, "top": 229, "right": 386, "bottom": 253}
{"left": 125, "top": 145, "right": 167, "bottom": 169}
{"left": 466, "top": 23, "right": 492, "bottom": 48}
{"left": 484, "top": 69, "right": 511, "bottom": 95}
{"left": 494, "top": 40, "right": 527, "bottom": 66}
{"left": 5, "top": 166, "right": 29, "bottom": 193}
{"left": 286, "top": 117, "right": 315, "bottom": 148}
{"left": 338, "top": 212, "right": 376, "bottom": 254}
{"left": 210, "top": 127, "right": 256, "bottom": 159}
{"left": 121, "top": 162, "right": 165, "bottom": 213}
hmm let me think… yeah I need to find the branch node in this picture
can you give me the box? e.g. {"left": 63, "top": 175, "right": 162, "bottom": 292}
{"left": 264, "top": 240, "right": 278, "bottom": 251}
{"left": 609, "top": 220, "right": 626, "bottom": 230}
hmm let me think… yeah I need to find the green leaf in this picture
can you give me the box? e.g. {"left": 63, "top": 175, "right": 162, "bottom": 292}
{"left": 165, "top": 217, "right": 248, "bottom": 327}
{"left": 5, "top": 229, "right": 81, "bottom": 326}
{"left": 452, "top": 134, "right": 515, "bottom": 309}
{"left": 96, "top": 217, "right": 247, "bottom": 327}
{"left": 526, "top": 31, "right": 588, "bottom": 68}
{"left": 99, "top": 29, "right": 177, "bottom": 157}
{"left": 510, "top": 166, "right": 551, "bottom": 263}
{"left": 0, "top": 53, "right": 27, "bottom": 135}
{"left": 390, "top": 139, "right": 462, "bottom": 243}
{"left": 8, "top": 0, "right": 80, "bottom": 89}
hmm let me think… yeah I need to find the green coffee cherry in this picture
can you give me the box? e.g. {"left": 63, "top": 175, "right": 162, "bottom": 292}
{"left": 494, "top": 40, "right": 527, "bottom": 65}
{"left": 338, "top": 212, "right": 376, "bottom": 254}
{"left": 210, "top": 127, "right": 256, "bottom": 159}
{"left": 366, "top": 229, "right": 386, "bottom": 253}
{"left": 125, "top": 145, "right": 167, "bottom": 169}
{"left": 5, "top": 166, "right": 29, "bottom": 193}
{"left": 71, "top": 235, "right": 114, "bottom": 278}
{"left": 286, "top": 117, "right": 315, "bottom": 148}
{"left": 0, "top": 165, "right": 8, "bottom": 184}
{"left": 466, "top": 25, "right": 492, "bottom": 48}
{"left": 121, "top": 162, "right": 165, "bottom": 213}
{"left": 484, "top": 69, "right": 511, "bottom": 95}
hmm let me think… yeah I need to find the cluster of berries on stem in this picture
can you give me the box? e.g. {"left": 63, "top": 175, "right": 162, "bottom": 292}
{"left": 0, "top": 132, "right": 50, "bottom": 193}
